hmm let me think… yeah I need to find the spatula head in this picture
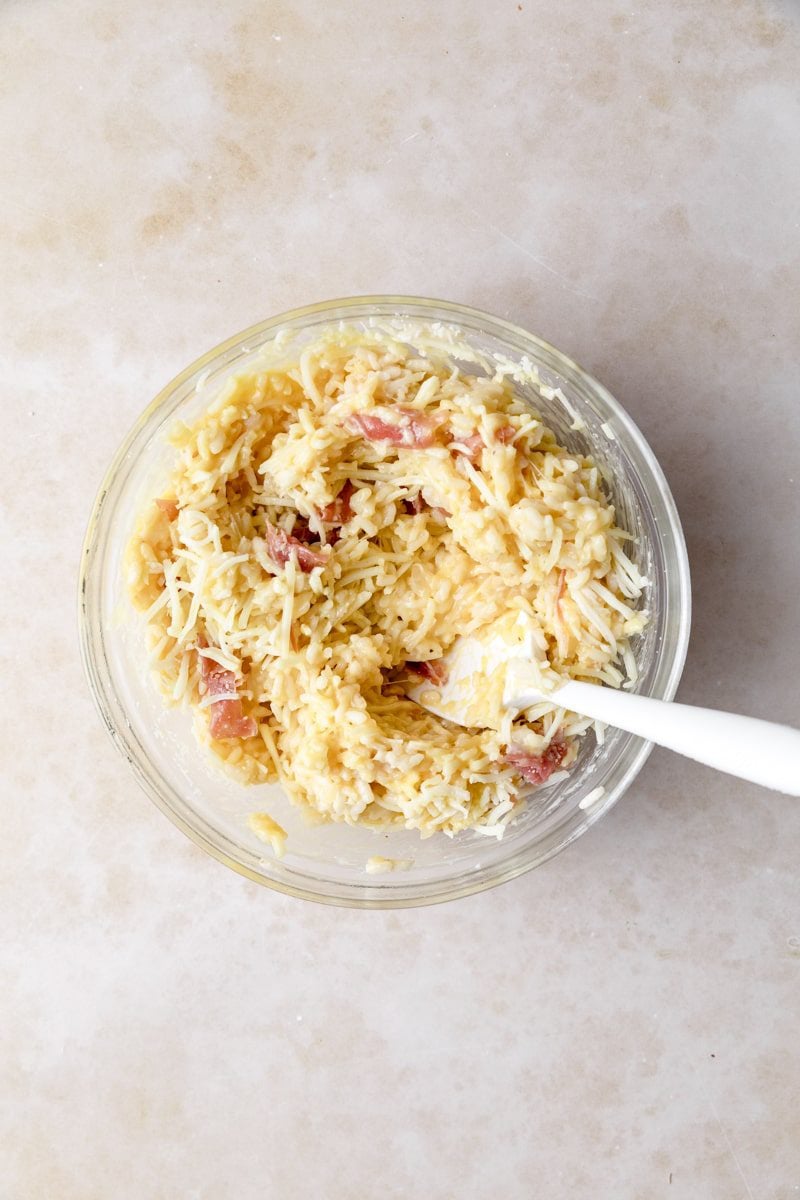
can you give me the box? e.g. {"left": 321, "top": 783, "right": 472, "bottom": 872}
{"left": 405, "top": 612, "right": 556, "bottom": 728}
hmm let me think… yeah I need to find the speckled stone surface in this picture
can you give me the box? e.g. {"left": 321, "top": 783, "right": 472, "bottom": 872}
{"left": 2, "top": 1, "right": 800, "bottom": 1196}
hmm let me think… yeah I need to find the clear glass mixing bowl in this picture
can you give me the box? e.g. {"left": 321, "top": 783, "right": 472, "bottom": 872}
{"left": 79, "top": 297, "right": 691, "bottom": 907}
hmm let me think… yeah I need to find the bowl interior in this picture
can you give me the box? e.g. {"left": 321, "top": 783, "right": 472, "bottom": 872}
{"left": 80, "top": 298, "right": 690, "bottom": 906}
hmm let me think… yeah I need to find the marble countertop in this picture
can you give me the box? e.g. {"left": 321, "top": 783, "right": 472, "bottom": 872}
{"left": 3, "top": 1, "right": 799, "bottom": 1196}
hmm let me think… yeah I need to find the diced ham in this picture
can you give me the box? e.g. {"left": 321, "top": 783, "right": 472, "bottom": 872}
{"left": 407, "top": 659, "right": 449, "bottom": 687}
{"left": 208, "top": 699, "right": 258, "bottom": 740}
{"left": 264, "top": 522, "right": 328, "bottom": 571}
{"left": 319, "top": 480, "right": 355, "bottom": 525}
{"left": 197, "top": 640, "right": 257, "bottom": 740}
{"left": 288, "top": 515, "right": 315, "bottom": 544}
{"left": 451, "top": 432, "right": 485, "bottom": 461}
{"left": 200, "top": 657, "right": 230, "bottom": 692}
{"left": 402, "top": 493, "right": 450, "bottom": 519}
{"left": 348, "top": 407, "right": 439, "bottom": 449}
{"left": 283, "top": 511, "right": 339, "bottom": 546}
{"left": 505, "top": 741, "right": 568, "bottom": 785}
{"left": 451, "top": 425, "right": 516, "bottom": 461}
{"left": 403, "top": 494, "right": 426, "bottom": 516}
{"left": 155, "top": 497, "right": 179, "bottom": 521}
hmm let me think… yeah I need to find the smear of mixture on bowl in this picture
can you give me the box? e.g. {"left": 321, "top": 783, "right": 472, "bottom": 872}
{"left": 126, "top": 326, "right": 648, "bottom": 839}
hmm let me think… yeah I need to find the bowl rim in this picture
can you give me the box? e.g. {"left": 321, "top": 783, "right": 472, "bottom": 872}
{"left": 78, "top": 295, "right": 692, "bottom": 908}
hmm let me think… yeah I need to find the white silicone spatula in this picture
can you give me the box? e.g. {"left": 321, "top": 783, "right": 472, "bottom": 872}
{"left": 407, "top": 616, "right": 800, "bottom": 796}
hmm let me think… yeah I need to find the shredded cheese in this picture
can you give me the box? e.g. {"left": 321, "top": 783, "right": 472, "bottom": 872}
{"left": 248, "top": 812, "right": 288, "bottom": 857}
{"left": 365, "top": 855, "right": 413, "bottom": 874}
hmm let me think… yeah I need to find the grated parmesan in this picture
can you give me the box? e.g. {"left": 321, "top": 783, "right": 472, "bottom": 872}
{"left": 247, "top": 812, "right": 288, "bottom": 857}
{"left": 365, "top": 855, "right": 413, "bottom": 874}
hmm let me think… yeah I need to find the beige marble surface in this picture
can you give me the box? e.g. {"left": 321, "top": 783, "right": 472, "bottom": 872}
{"left": 3, "top": 0, "right": 800, "bottom": 1195}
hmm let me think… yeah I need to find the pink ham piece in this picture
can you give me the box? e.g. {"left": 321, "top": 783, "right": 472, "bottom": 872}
{"left": 402, "top": 494, "right": 450, "bottom": 520}
{"left": 155, "top": 497, "right": 179, "bottom": 521}
{"left": 319, "top": 480, "right": 355, "bottom": 525}
{"left": 407, "top": 659, "right": 449, "bottom": 687}
{"left": 287, "top": 515, "right": 315, "bottom": 544}
{"left": 207, "top": 696, "right": 258, "bottom": 740}
{"left": 451, "top": 432, "right": 484, "bottom": 461}
{"left": 403, "top": 494, "right": 426, "bottom": 516}
{"left": 505, "top": 741, "right": 568, "bottom": 785}
{"left": 451, "top": 425, "right": 516, "bottom": 461}
{"left": 197, "top": 642, "right": 257, "bottom": 740}
{"left": 264, "top": 522, "right": 328, "bottom": 571}
{"left": 348, "top": 407, "right": 439, "bottom": 449}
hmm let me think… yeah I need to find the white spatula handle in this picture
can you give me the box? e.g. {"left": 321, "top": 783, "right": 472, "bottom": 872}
{"left": 514, "top": 680, "right": 800, "bottom": 796}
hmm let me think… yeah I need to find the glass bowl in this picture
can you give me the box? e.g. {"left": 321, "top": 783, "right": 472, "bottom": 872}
{"left": 79, "top": 297, "right": 691, "bottom": 907}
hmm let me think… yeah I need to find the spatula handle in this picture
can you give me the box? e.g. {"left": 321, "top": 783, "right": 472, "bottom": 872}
{"left": 515, "top": 679, "right": 800, "bottom": 796}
